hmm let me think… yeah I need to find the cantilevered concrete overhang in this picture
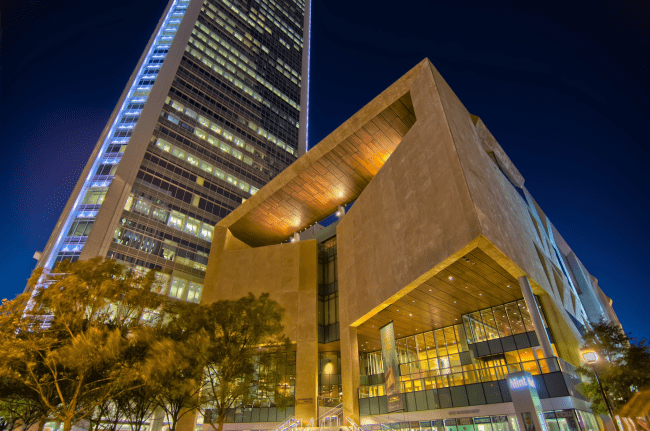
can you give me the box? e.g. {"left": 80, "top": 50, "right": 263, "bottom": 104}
{"left": 354, "top": 246, "right": 525, "bottom": 353}
{"left": 215, "top": 61, "right": 420, "bottom": 246}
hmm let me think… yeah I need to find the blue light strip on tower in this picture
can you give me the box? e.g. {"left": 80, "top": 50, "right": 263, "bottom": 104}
{"left": 45, "top": 0, "right": 191, "bottom": 269}
{"left": 305, "top": 0, "right": 311, "bottom": 151}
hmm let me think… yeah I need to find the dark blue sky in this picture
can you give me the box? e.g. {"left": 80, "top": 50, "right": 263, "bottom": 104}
{"left": 2, "top": 0, "right": 648, "bottom": 339}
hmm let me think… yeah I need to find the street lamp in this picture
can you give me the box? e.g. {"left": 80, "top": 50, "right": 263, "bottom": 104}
{"left": 583, "top": 351, "right": 621, "bottom": 431}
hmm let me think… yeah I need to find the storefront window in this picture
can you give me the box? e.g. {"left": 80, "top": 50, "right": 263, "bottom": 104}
{"left": 491, "top": 416, "right": 510, "bottom": 431}
{"left": 457, "top": 418, "right": 474, "bottom": 431}
{"left": 445, "top": 419, "right": 458, "bottom": 431}
{"left": 554, "top": 410, "right": 581, "bottom": 431}
{"left": 475, "top": 417, "right": 494, "bottom": 431}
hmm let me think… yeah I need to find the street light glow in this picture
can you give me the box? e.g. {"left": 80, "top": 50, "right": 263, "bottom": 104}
{"left": 583, "top": 351, "right": 598, "bottom": 364}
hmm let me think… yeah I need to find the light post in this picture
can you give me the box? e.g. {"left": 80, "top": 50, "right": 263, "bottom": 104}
{"left": 583, "top": 351, "right": 621, "bottom": 431}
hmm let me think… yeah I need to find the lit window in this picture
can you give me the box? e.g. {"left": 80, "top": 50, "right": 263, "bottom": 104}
{"left": 198, "top": 116, "right": 210, "bottom": 127}
{"left": 134, "top": 199, "right": 152, "bottom": 216}
{"left": 169, "top": 277, "right": 187, "bottom": 300}
{"left": 184, "top": 108, "right": 197, "bottom": 119}
{"left": 200, "top": 223, "right": 214, "bottom": 241}
{"left": 156, "top": 138, "right": 172, "bottom": 152}
{"left": 171, "top": 147, "right": 186, "bottom": 159}
{"left": 185, "top": 217, "right": 200, "bottom": 235}
{"left": 186, "top": 155, "right": 200, "bottom": 167}
{"left": 168, "top": 211, "right": 186, "bottom": 230}
{"left": 200, "top": 162, "right": 213, "bottom": 174}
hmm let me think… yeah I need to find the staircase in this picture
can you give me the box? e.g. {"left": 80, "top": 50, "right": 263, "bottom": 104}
{"left": 270, "top": 416, "right": 303, "bottom": 431}
{"left": 317, "top": 403, "right": 343, "bottom": 427}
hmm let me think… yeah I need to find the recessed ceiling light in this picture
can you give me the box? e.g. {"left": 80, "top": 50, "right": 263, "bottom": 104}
{"left": 448, "top": 276, "right": 454, "bottom": 281}
{"left": 429, "top": 289, "right": 432, "bottom": 292}
{"left": 409, "top": 313, "right": 413, "bottom": 317}
{"left": 479, "top": 294, "right": 483, "bottom": 296}
{"left": 454, "top": 301, "right": 457, "bottom": 304}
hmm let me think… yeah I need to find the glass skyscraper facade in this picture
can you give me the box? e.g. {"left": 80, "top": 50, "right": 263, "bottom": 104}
{"left": 33, "top": 0, "right": 311, "bottom": 304}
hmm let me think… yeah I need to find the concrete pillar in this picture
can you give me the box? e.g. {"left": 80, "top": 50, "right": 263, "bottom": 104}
{"left": 149, "top": 407, "right": 166, "bottom": 431}
{"left": 294, "top": 339, "right": 318, "bottom": 423}
{"left": 518, "top": 276, "right": 555, "bottom": 359}
{"left": 293, "top": 232, "right": 301, "bottom": 242}
{"left": 175, "top": 410, "right": 199, "bottom": 431}
{"left": 340, "top": 325, "right": 360, "bottom": 424}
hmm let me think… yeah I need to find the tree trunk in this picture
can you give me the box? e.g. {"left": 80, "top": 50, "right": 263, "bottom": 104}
{"left": 36, "top": 416, "right": 48, "bottom": 431}
{"left": 217, "top": 411, "right": 226, "bottom": 431}
{"left": 63, "top": 419, "right": 72, "bottom": 431}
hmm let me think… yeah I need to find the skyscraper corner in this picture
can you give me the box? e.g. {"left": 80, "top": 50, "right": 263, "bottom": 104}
{"left": 31, "top": 0, "right": 312, "bottom": 305}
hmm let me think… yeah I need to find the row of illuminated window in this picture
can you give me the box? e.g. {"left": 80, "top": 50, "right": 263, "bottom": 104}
{"left": 165, "top": 97, "right": 259, "bottom": 159}
{"left": 185, "top": 34, "right": 301, "bottom": 133}
{"left": 463, "top": 299, "right": 544, "bottom": 344}
{"left": 218, "top": 0, "right": 305, "bottom": 51}
{"left": 192, "top": 24, "right": 301, "bottom": 111}
{"left": 277, "top": 58, "right": 300, "bottom": 81}
{"left": 131, "top": 265, "right": 203, "bottom": 303}
{"left": 124, "top": 194, "right": 215, "bottom": 241}
{"left": 166, "top": 86, "right": 295, "bottom": 159}
{"left": 154, "top": 136, "right": 259, "bottom": 195}
{"left": 113, "top": 225, "right": 209, "bottom": 274}
{"left": 264, "top": 0, "right": 304, "bottom": 35}
{"left": 186, "top": 44, "right": 300, "bottom": 131}
{"left": 251, "top": 0, "right": 303, "bottom": 48}
{"left": 202, "top": 5, "right": 269, "bottom": 58}
{"left": 275, "top": 62, "right": 299, "bottom": 85}
{"left": 206, "top": 0, "right": 272, "bottom": 40}
{"left": 359, "top": 356, "right": 564, "bottom": 398}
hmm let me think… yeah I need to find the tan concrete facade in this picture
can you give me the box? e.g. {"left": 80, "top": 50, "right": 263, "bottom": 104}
{"left": 203, "top": 226, "right": 319, "bottom": 421}
{"left": 203, "top": 59, "right": 600, "bottom": 426}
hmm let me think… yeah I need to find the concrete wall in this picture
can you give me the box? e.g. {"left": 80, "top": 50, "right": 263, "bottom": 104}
{"left": 335, "top": 61, "right": 588, "bottom": 420}
{"left": 202, "top": 226, "right": 319, "bottom": 422}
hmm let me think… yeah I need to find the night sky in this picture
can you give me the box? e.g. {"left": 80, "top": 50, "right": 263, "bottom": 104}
{"left": 2, "top": 0, "right": 649, "bottom": 339}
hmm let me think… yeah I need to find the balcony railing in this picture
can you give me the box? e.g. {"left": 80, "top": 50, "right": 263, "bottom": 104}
{"left": 359, "top": 357, "right": 573, "bottom": 398}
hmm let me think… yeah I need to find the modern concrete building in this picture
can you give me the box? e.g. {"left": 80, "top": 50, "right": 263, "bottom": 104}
{"left": 30, "top": 0, "right": 311, "bottom": 302}
{"left": 202, "top": 59, "right": 609, "bottom": 431}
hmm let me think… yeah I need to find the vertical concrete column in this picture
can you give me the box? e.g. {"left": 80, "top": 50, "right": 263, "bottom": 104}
{"left": 294, "top": 240, "right": 319, "bottom": 423}
{"left": 175, "top": 410, "right": 199, "bottom": 431}
{"left": 294, "top": 338, "right": 318, "bottom": 422}
{"left": 340, "top": 325, "right": 360, "bottom": 424}
{"left": 518, "top": 276, "right": 555, "bottom": 359}
{"left": 149, "top": 407, "right": 166, "bottom": 431}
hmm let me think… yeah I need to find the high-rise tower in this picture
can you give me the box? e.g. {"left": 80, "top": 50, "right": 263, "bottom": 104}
{"left": 32, "top": 0, "right": 311, "bottom": 303}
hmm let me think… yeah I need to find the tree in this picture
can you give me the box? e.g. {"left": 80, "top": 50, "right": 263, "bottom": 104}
{"left": 200, "top": 293, "right": 290, "bottom": 431}
{"left": 145, "top": 301, "right": 208, "bottom": 431}
{"left": 578, "top": 321, "right": 650, "bottom": 414}
{"left": 0, "top": 258, "right": 170, "bottom": 431}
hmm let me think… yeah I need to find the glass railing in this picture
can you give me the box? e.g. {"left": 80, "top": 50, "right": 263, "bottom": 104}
{"left": 359, "top": 357, "right": 565, "bottom": 398}
{"left": 318, "top": 396, "right": 342, "bottom": 407}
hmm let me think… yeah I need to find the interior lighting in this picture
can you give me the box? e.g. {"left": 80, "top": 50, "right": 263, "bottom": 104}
{"left": 448, "top": 276, "right": 454, "bottom": 281}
